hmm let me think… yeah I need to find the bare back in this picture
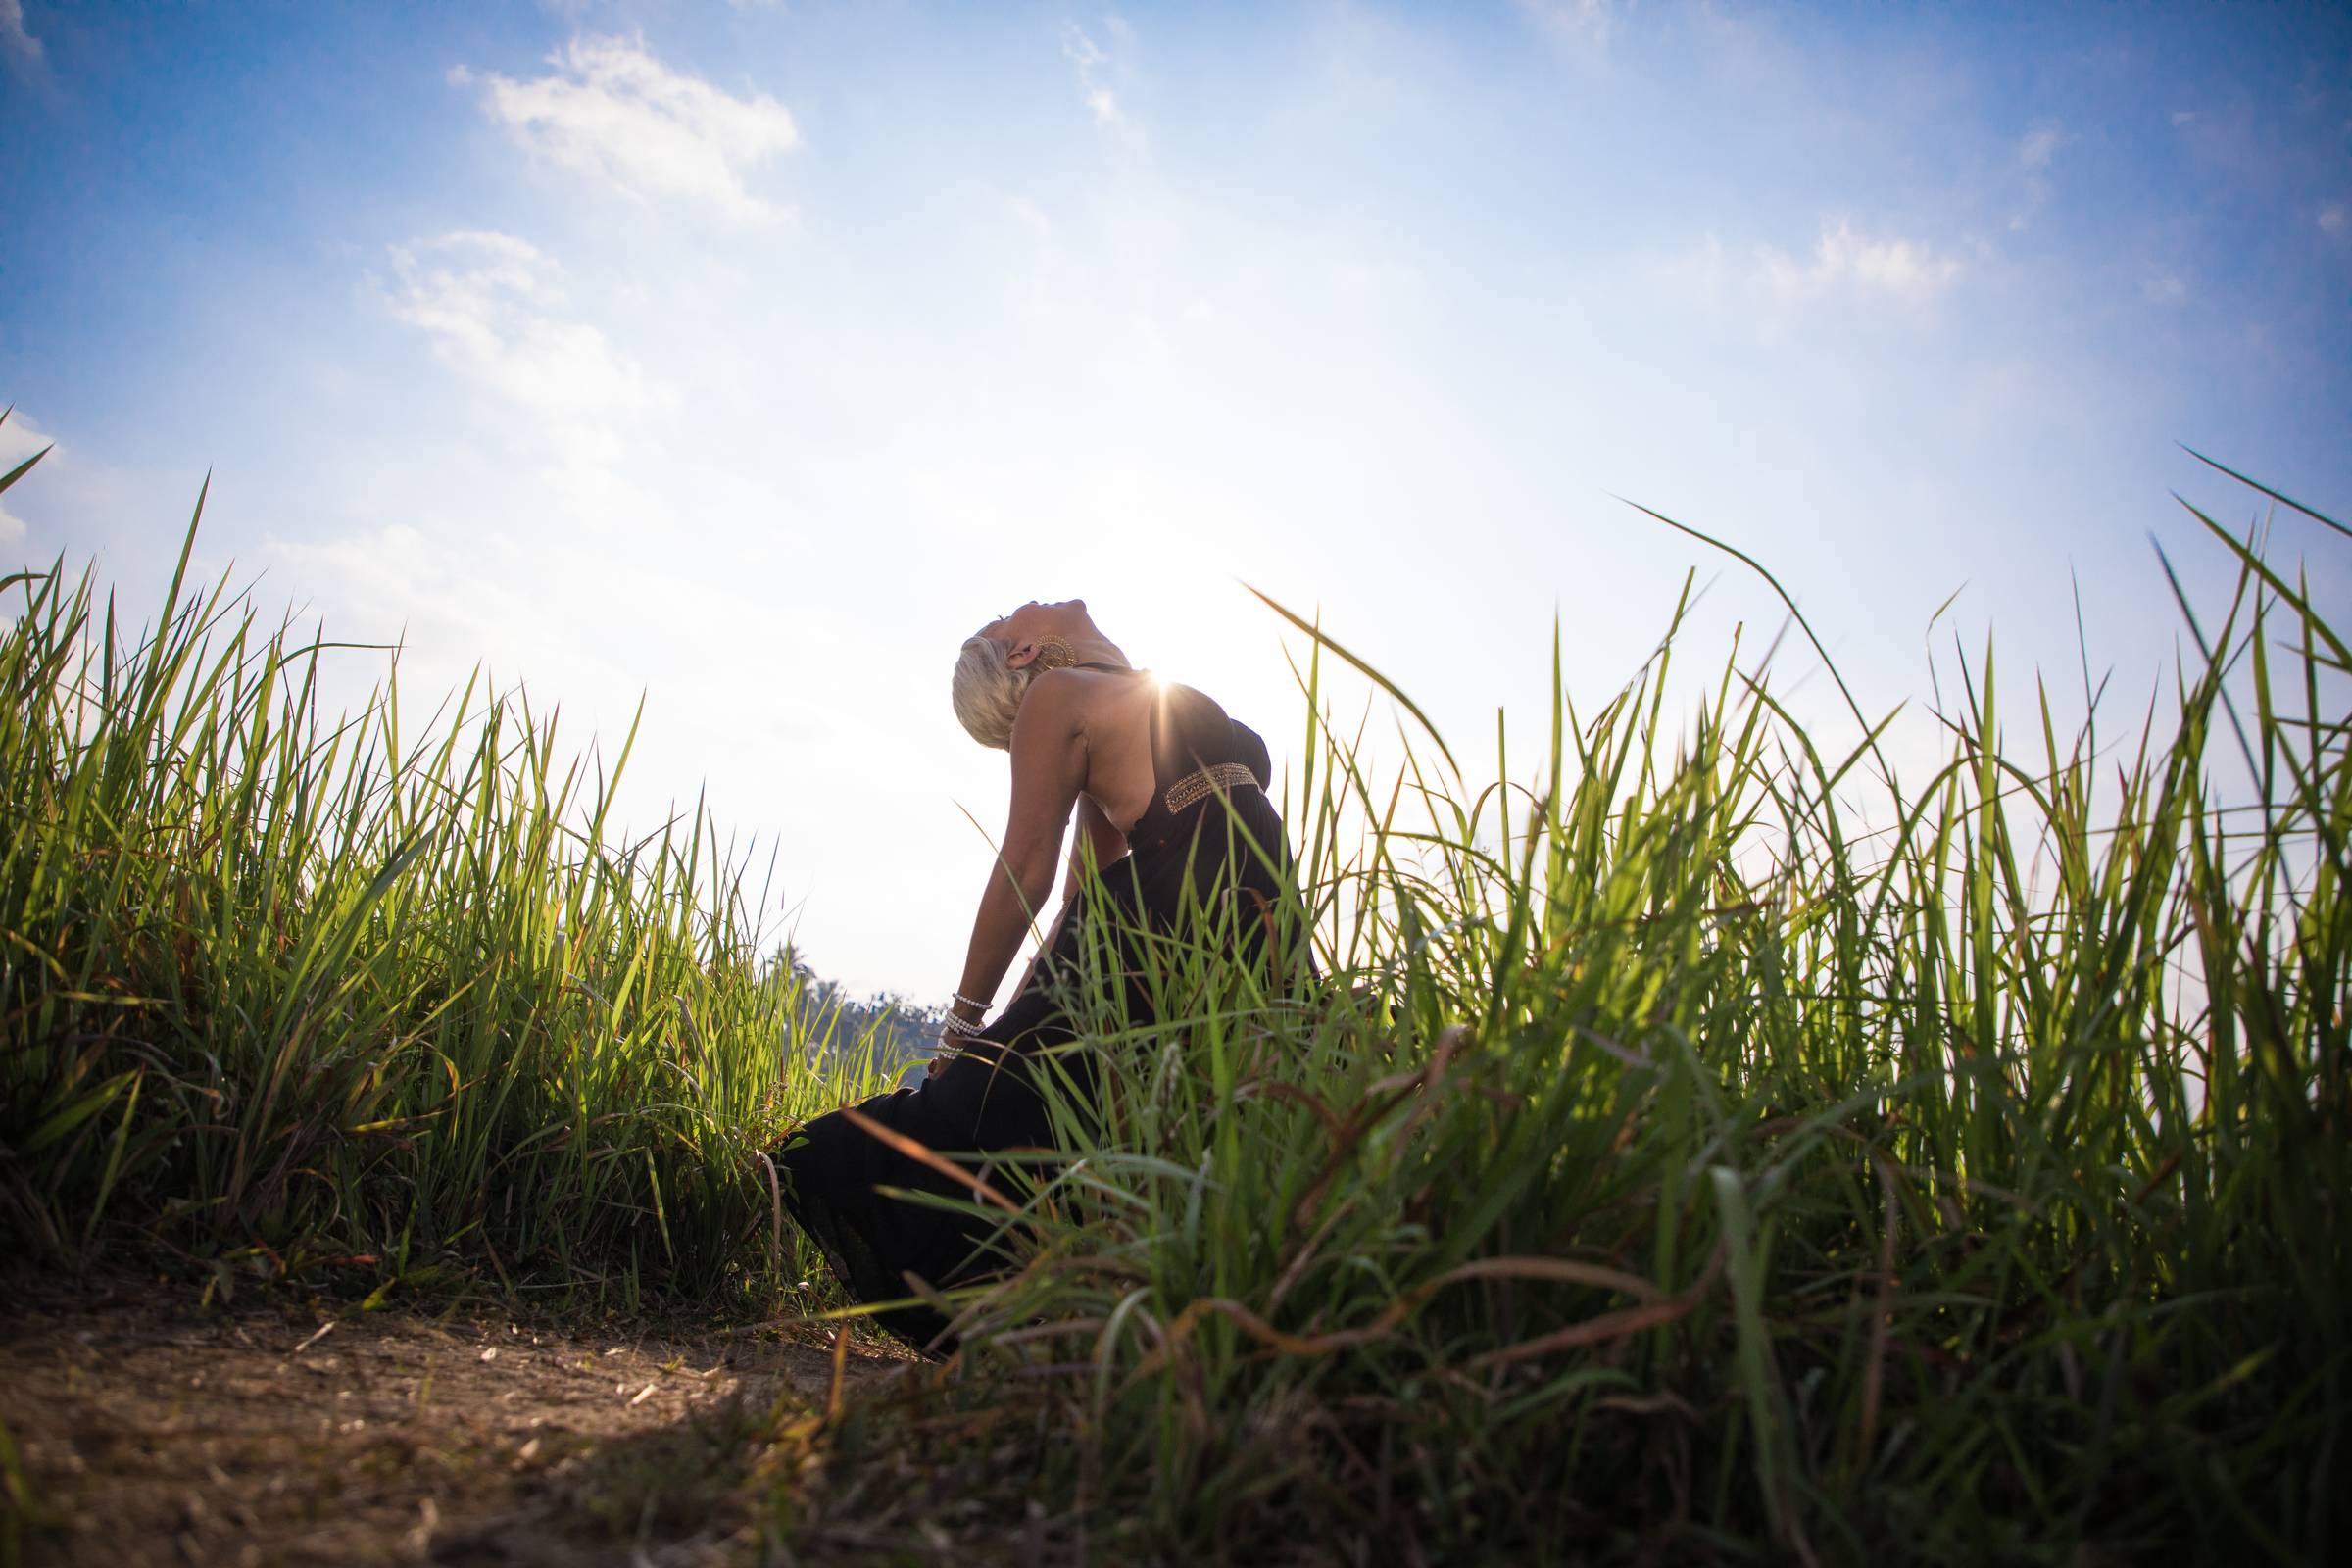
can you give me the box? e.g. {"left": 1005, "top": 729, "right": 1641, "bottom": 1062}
{"left": 1059, "top": 667, "right": 1162, "bottom": 835}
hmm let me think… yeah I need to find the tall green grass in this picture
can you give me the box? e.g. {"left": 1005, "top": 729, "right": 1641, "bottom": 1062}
{"left": 4, "top": 421, "right": 2343, "bottom": 1560}
{"left": 0, "top": 439, "right": 892, "bottom": 1308}
{"left": 845, "top": 466, "right": 2348, "bottom": 1563}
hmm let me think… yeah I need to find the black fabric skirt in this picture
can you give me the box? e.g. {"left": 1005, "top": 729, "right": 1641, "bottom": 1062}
{"left": 775, "top": 914, "right": 1086, "bottom": 1349}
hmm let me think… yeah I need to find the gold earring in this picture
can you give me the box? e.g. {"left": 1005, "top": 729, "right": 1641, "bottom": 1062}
{"left": 1033, "top": 635, "right": 1078, "bottom": 671}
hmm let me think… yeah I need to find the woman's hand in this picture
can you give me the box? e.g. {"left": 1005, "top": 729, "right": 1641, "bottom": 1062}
{"left": 927, "top": 999, "right": 987, "bottom": 1077}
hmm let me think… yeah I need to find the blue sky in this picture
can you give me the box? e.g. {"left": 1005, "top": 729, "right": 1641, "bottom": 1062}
{"left": 3, "top": 1, "right": 2348, "bottom": 1000}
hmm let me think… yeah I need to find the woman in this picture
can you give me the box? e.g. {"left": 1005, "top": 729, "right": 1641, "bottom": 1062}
{"left": 777, "top": 598, "right": 1300, "bottom": 1351}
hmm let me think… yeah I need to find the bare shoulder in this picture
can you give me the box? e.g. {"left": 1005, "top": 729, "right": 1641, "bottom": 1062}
{"left": 1008, "top": 667, "right": 1090, "bottom": 741}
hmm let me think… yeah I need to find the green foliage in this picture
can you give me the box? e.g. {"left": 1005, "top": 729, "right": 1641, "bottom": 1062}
{"left": 882, "top": 472, "right": 2349, "bottom": 1563}
{"left": 3, "top": 417, "right": 2342, "bottom": 1560}
{"left": 0, "top": 456, "right": 893, "bottom": 1308}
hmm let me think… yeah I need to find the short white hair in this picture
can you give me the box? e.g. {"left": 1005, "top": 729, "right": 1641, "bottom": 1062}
{"left": 951, "top": 634, "right": 1031, "bottom": 750}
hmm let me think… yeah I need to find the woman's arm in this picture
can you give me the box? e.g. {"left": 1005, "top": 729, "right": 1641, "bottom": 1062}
{"left": 1004, "top": 794, "right": 1128, "bottom": 1001}
{"left": 945, "top": 672, "right": 1090, "bottom": 1034}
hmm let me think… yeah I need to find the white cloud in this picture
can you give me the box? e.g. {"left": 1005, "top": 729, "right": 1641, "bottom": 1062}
{"left": 1760, "top": 219, "right": 1962, "bottom": 304}
{"left": 2009, "top": 126, "right": 2066, "bottom": 232}
{"left": 0, "top": 408, "right": 57, "bottom": 552}
{"left": 1514, "top": 0, "right": 1616, "bottom": 51}
{"left": 0, "top": 407, "right": 54, "bottom": 466}
{"left": 0, "top": 0, "right": 41, "bottom": 72}
{"left": 1642, "top": 219, "right": 1961, "bottom": 341}
{"left": 2321, "top": 203, "right": 2347, "bottom": 235}
{"left": 2143, "top": 271, "right": 2188, "bottom": 307}
{"left": 1063, "top": 24, "right": 1123, "bottom": 126}
{"left": 453, "top": 34, "right": 800, "bottom": 222}
{"left": 2170, "top": 109, "right": 2196, "bottom": 127}
{"left": 381, "top": 231, "right": 669, "bottom": 506}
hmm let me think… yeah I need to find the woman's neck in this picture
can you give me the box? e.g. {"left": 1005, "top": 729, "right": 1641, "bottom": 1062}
{"left": 1069, "top": 633, "right": 1131, "bottom": 669}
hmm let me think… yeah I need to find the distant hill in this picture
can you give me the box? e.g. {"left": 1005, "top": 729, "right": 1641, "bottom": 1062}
{"left": 777, "top": 952, "right": 940, "bottom": 1081}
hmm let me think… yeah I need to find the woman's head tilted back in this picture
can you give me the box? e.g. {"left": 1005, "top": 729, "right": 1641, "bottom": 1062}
{"left": 951, "top": 599, "right": 1112, "bottom": 750}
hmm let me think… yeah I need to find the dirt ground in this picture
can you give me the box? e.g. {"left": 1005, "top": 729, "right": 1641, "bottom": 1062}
{"left": 0, "top": 1271, "right": 914, "bottom": 1567}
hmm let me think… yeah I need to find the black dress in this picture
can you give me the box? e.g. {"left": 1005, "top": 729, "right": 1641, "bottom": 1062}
{"left": 776, "top": 670, "right": 1298, "bottom": 1349}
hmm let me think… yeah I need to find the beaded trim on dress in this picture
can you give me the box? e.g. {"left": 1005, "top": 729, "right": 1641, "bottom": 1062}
{"left": 1164, "top": 761, "right": 1262, "bottom": 815}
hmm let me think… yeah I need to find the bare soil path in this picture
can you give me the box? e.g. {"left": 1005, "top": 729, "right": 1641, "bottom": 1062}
{"left": 0, "top": 1272, "right": 912, "bottom": 1566}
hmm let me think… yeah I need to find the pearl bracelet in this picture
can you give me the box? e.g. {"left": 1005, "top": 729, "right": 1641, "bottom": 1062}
{"left": 940, "top": 1012, "right": 983, "bottom": 1038}
{"left": 952, "top": 990, "right": 989, "bottom": 1012}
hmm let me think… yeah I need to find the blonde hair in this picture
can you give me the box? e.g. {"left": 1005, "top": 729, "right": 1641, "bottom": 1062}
{"left": 951, "top": 635, "right": 1031, "bottom": 750}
